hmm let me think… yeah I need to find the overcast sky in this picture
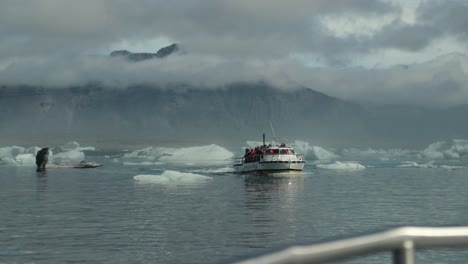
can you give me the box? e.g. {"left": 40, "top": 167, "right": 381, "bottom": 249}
{"left": 2, "top": 0, "right": 468, "bottom": 107}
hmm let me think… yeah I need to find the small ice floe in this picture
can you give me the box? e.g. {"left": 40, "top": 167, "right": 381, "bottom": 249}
{"left": 123, "top": 144, "right": 234, "bottom": 165}
{"left": 133, "top": 170, "right": 212, "bottom": 185}
{"left": 190, "top": 167, "right": 235, "bottom": 174}
{"left": 316, "top": 161, "right": 365, "bottom": 170}
{"left": 341, "top": 148, "right": 416, "bottom": 161}
{"left": 51, "top": 150, "right": 84, "bottom": 164}
{"left": 61, "top": 141, "right": 95, "bottom": 151}
{"left": 397, "top": 161, "right": 437, "bottom": 168}
{"left": 123, "top": 161, "right": 164, "bottom": 166}
{"left": 420, "top": 139, "right": 468, "bottom": 160}
{"left": 292, "top": 140, "right": 338, "bottom": 160}
{"left": 0, "top": 146, "right": 40, "bottom": 166}
{"left": 0, "top": 142, "right": 99, "bottom": 167}
{"left": 439, "top": 165, "right": 465, "bottom": 170}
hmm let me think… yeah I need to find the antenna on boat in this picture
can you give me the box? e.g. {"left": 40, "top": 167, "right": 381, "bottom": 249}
{"left": 269, "top": 121, "right": 276, "bottom": 139}
{"left": 263, "top": 133, "right": 266, "bottom": 146}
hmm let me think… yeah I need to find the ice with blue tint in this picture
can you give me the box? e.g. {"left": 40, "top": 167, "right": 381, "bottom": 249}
{"left": 317, "top": 161, "right": 366, "bottom": 170}
{"left": 133, "top": 170, "right": 212, "bottom": 185}
{"left": 0, "top": 141, "right": 93, "bottom": 166}
{"left": 123, "top": 144, "right": 234, "bottom": 165}
{"left": 420, "top": 140, "right": 468, "bottom": 160}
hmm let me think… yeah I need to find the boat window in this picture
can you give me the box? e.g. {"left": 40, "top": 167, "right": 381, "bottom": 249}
{"left": 280, "top": 149, "right": 289, "bottom": 154}
{"left": 266, "top": 149, "right": 279, "bottom": 154}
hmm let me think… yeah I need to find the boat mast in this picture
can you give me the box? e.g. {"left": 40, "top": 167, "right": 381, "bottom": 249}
{"left": 269, "top": 121, "right": 276, "bottom": 139}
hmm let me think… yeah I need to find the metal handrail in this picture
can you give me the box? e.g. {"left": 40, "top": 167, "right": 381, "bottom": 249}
{"left": 233, "top": 226, "right": 468, "bottom": 264}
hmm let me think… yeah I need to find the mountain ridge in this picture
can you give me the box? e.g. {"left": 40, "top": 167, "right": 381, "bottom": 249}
{"left": 110, "top": 43, "right": 179, "bottom": 62}
{"left": 1, "top": 82, "right": 467, "bottom": 148}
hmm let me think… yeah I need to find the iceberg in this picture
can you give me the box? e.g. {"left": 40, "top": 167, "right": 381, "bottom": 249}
{"left": 294, "top": 140, "right": 338, "bottom": 160}
{"left": 309, "top": 146, "right": 338, "bottom": 160}
{"left": 189, "top": 167, "right": 235, "bottom": 174}
{"left": 293, "top": 140, "right": 310, "bottom": 157}
{"left": 0, "top": 142, "right": 90, "bottom": 166}
{"left": 420, "top": 139, "right": 468, "bottom": 160}
{"left": 317, "top": 161, "right": 366, "bottom": 170}
{"left": 123, "top": 161, "right": 164, "bottom": 166}
{"left": 440, "top": 165, "right": 464, "bottom": 170}
{"left": 133, "top": 170, "right": 212, "bottom": 185}
{"left": 397, "top": 161, "right": 437, "bottom": 168}
{"left": 15, "top": 154, "right": 36, "bottom": 166}
{"left": 122, "top": 146, "right": 175, "bottom": 160}
{"left": 0, "top": 146, "right": 40, "bottom": 166}
{"left": 341, "top": 148, "right": 416, "bottom": 161}
{"left": 60, "top": 141, "right": 96, "bottom": 152}
{"left": 50, "top": 150, "right": 85, "bottom": 164}
{"left": 123, "top": 144, "right": 234, "bottom": 164}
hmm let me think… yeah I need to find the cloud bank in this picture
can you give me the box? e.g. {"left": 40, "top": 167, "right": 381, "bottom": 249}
{"left": 2, "top": 0, "right": 468, "bottom": 107}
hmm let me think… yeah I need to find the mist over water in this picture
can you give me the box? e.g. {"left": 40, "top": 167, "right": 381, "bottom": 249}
{"left": 2, "top": 83, "right": 468, "bottom": 150}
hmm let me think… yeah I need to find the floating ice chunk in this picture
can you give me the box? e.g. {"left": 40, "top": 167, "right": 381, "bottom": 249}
{"left": 420, "top": 140, "right": 468, "bottom": 160}
{"left": 0, "top": 144, "right": 89, "bottom": 166}
{"left": 78, "top": 146, "right": 96, "bottom": 151}
{"left": 133, "top": 170, "right": 212, "bottom": 185}
{"left": 123, "top": 147, "right": 178, "bottom": 160}
{"left": 293, "top": 140, "right": 337, "bottom": 160}
{"left": 0, "top": 157, "right": 20, "bottom": 165}
{"left": 62, "top": 142, "right": 80, "bottom": 151}
{"left": 123, "top": 161, "right": 164, "bottom": 166}
{"left": 15, "top": 154, "right": 36, "bottom": 166}
{"left": 453, "top": 139, "right": 468, "bottom": 156}
{"left": 190, "top": 167, "right": 235, "bottom": 174}
{"left": 293, "top": 140, "right": 309, "bottom": 156}
{"left": 397, "top": 161, "right": 419, "bottom": 167}
{"left": 0, "top": 146, "right": 25, "bottom": 160}
{"left": 342, "top": 148, "right": 416, "bottom": 161}
{"left": 51, "top": 150, "right": 85, "bottom": 164}
{"left": 309, "top": 146, "right": 338, "bottom": 160}
{"left": 397, "top": 161, "right": 437, "bottom": 168}
{"left": 124, "top": 144, "right": 234, "bottom": 164}
{"left": 0, "top": 146, "right": 40, "bottom": 166}
{"left": 159, "top": 145, "right": 233, "bottom": 163}
{"left": 61, "top": 141, "right": 95, "bottom": 151}
{"left": 317, "top": 161, "right": 366, "bottom": 170}
{"left": 440, "top": 165, "right": 464, "bottom": 170}
{"left": 414, "top": 161, "right": 436, "bottom": 168}
{"left": 421, "top": 142, "right": 447, "bottom": 160}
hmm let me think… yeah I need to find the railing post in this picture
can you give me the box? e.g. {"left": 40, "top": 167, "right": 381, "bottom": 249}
{"left": 393, "top": 240, "right": 415, "bottom": 264}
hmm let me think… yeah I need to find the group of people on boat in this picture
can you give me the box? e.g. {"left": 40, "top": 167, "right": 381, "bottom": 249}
{"left": 243, "top": 143, "right": 294, "bottom": 163}
{"left": 244, "top": 146, "right": 267, "bottom": 163}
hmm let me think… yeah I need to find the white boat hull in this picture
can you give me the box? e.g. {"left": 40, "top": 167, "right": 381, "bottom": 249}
{"left": 234, "top": 145, "right": 305, "bottom": 173}
{"left": 234, "top": 161, "right": 304, "bottom": 173}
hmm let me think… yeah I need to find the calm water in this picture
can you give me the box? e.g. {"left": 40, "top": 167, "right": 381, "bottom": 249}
{"left": 1, "top": 157, "right": 468, "bottom": 263}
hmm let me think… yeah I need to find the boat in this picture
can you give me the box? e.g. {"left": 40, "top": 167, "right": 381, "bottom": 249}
{"left": 234, "top": 134, "right": 305, "bottom": 173}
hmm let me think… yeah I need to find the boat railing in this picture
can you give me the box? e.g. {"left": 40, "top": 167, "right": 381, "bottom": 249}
{"left": 236, "top": 153, "right": 304, "bottom": 164}
{"left": 234, "top": 157, "right": 244, "bottom": 164}
{"left": 233, "top": 226, "right": 468, "bottom": 264}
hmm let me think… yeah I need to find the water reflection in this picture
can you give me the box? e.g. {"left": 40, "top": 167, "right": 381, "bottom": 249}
{"left": 35, "top": 171, "right": 48, "bottom": 193}
{"left": 239, "top": 173, "right": 307, "bottom": 247}
{"left": 243, "top": 173, "right": 305, "bottom": 211}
